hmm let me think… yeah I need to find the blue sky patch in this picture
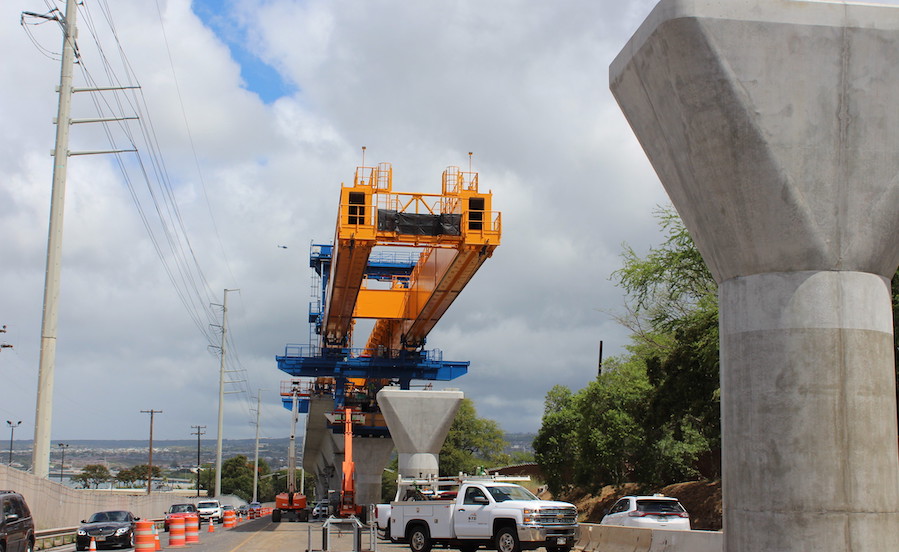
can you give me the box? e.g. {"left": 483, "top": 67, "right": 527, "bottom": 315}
{"left": 192, "top": 0, "right": 295, "bottom": 103}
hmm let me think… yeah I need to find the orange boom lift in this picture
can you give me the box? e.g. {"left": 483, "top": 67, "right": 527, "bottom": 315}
{"left": 338, "top": 407, "right": 363, "bottom": 517}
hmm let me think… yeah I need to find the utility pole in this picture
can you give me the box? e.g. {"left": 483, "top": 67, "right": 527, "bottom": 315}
{"left": 191, "top": 425, "right": 206, "bottom": 497}
{"left": 6, "top": 421, "right": 21, "bottom": 465}
{"left": 31, "top": 0, "right": 78, "bottom": 480}
{"left": 25, "top": 0, "right": 137, "bottom": 479}
{"left": 214, "top": 289, "right": 238, "bottom": 498}
{"left": 252, "top": 390, "right": 261, "bottom": 503}
{"left": 141, "top": 409, "right": 162, "bottom": 494}
{"left": 597, "top": 340, "right": 604, "bottom": 377}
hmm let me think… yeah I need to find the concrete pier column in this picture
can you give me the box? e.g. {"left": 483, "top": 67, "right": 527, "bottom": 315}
{"left": 377, "top": 389, "right": 463, "bottom": 478}
{"left": 611, "top": 1, "right": 899, "bottom": 550}
{"left": 353, "top": 438, "right": 395, "bottom": 505}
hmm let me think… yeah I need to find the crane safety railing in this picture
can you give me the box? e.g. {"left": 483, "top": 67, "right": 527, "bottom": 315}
{"left": 281, "top": 344, "right": 445, "bottom": 362}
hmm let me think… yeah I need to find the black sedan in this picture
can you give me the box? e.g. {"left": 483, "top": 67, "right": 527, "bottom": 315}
{"left": 75, "top": 511, "right": 138, "bottom": 550}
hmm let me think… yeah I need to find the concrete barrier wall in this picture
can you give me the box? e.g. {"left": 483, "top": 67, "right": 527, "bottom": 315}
{"left": 0, "top": 465, "right": 242, "bottom": 529}
{"left": 576, "top": 523, "right": 722, "bottom": 552}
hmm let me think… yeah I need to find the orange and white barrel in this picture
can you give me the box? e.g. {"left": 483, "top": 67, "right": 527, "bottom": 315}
{"left": 185, "top": 514, "right": 200, "bottom": 544}
{"left": 134, "top": 520, "right": 155, "bottom": 552}
{"left": 168, "top": 517, "right": 186, "bottom": 548}
{"left": 223, "top": 510, "right": 236, "bottom": 528}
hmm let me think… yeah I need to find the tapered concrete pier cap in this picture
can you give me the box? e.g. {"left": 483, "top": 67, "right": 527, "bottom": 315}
{"left": 611, "top": 1, "right": 899, "bottom": 550}
{"left": 377, "top": 388, "right": 463, "bottom": 478}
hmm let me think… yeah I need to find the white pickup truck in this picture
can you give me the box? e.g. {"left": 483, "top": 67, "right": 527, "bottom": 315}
{"left": 376, "top": 476, "right": 577, "bottom": 552}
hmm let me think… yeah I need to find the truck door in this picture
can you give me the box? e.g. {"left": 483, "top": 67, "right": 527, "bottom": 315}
{"left": 453, "top": 486, "right": 492, "bottom": 538}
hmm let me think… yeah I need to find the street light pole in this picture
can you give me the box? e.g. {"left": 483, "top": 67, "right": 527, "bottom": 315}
{"left": 252, "top": 390, "right": 261, "bottom": 503}
{"left": 57, "top": 443, "right": 69, "bottom": 483}
{"left": 6, "top": 421, "right": 21, "bottom": 465}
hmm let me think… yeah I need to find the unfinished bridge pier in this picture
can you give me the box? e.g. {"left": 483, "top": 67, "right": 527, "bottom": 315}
{"left": 377, "top": 388, "right": 463, "bottom": 478}
{"left": 611, "top": 1, "right": 899, "bottom": 550}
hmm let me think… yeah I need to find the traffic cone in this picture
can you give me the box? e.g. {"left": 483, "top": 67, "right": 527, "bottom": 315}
{"left": 207, "top": 518, "right": 215, "bottom": 533}
{"left": 89, "top": 538, "right": 97, "bottom": 552}
{"left": 153, "top": 524, "right": 162, "bottom": 551}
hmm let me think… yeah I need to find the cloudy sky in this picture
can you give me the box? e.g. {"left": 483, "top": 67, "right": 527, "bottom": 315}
{"left": 1, "top": 0, "right": 687, "bottom": 448}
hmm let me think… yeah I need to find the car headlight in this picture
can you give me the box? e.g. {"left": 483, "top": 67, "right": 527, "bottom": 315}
{"left": 77, "top": 529, "right": 86, "bottom": 536}
{"left": 522, "top": 508, "right": 538, "bottom": 524}
{"left": 115, "top": 527, "right": 130, "bottom": 536}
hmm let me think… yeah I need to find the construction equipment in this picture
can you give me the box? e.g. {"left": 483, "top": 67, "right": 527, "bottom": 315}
{"left": 337, "top": 407, "right": 363, "bottom": 518}
{"left": 272, "top": 383, "right": 309, "bottom": 522}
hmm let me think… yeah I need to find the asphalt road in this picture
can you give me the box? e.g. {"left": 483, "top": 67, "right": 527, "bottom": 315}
{"left": 54, "top": 517, "right": 406, "bottom": 552}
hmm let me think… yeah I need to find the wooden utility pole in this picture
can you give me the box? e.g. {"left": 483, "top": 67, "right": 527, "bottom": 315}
{"left": 141, "top": 409, "right": 162, "bottom": 494}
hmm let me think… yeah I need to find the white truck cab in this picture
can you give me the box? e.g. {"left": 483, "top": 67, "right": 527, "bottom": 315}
{"left": 377, "top": 475, "right": 577, "bottom": 552}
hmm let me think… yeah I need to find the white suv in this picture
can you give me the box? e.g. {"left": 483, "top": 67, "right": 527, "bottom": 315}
{"left": 196, "top": 500, "right": 224, "bottom": 524}
{"left": 600, "top": 495, "right": 691, "bottom": 530}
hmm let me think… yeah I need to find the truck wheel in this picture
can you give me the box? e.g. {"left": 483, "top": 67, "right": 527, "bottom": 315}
{"left": 272, "top": 509, "right": 281, "bottom": 523}
{"left": 408, "top": 524, "right": 432, "bottom": 552}
{"left": 494, "top": 527, "right": 520, "bottom": 552}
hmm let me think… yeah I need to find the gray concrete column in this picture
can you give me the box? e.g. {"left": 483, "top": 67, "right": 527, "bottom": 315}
{"left": 377, "top": 389, "right": 463, "bottom": 478}
{"left": 353, "top": 437, "right": 395, "bottom": 505}
{"left": 721, "top": 271, "right": 897, "bottom": 549}
{"left": 611, "top": 1, "right": 899, "bottom": 550}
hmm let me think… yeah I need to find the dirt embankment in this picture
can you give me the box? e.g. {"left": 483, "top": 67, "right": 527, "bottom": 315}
{"left": 542, "top": 481, "right": 722, "bottom": 531}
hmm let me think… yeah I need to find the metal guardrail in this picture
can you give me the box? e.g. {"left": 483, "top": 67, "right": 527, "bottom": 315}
{"left": 35, "top": 520, "right": 164, "bottom": 551}
{"left": 35, "top": 527, "right": 78, "bottom": 551}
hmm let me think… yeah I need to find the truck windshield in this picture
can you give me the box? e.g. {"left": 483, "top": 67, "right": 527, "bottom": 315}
{"left": 486, "top": 485, "right": 538, "bottom": 502}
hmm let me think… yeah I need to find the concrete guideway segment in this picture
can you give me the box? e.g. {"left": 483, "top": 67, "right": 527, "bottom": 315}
{"left": 610, "top": 0, "right": 899, "bottom": 550}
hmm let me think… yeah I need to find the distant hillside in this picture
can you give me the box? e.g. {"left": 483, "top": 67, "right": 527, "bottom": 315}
{"left": 7, "top": 434, "right": 536, "bottom": 471}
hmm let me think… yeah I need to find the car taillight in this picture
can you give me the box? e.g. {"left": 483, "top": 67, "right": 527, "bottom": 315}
{"left": 627, "top": 510, "right": 648, "bottom": 517}
{"left": 677, "top": 512, "right": 689, "bottom": 518}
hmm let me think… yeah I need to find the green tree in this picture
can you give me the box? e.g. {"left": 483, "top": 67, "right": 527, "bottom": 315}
{"left": 439, "top": 399, "right": 508, "bottom": 476}
{"left": 533, "top": 386, "right": 579, "bottom": 496}
{"left": 381, "top": 456, "right": 399, "bottom": 502}
{"left": 115, "top": 467, "right": 137, "bottom": 488}
{"left": 129, "top": 464, "right": 162, "bottom": 487}
{"left": 613, "top": 206, "right": 721, "bottom": 486}
{"left": 198, "top": 463, "right": 215, "bottom": 496}
{"left": 203, "top": 456, "right": 273, "bottom": 501}
{"left": 72, "top": 464, "right": 111, "bottom": 489}
{"left": 574, "top": 358, "right": 652, "bottom": 490}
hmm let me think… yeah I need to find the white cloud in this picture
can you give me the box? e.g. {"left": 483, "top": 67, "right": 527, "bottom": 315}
{"left": 0, "top": 0, "right": 665, "bottom": 446}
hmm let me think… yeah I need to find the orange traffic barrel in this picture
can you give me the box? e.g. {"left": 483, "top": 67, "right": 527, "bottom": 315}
{"left": 168, "top": 517, "right": 185, "bottom": 548}
{"left": 185, "top": 514, "right": 200, "bottom": 544}
{"left": 223, "top": 510, "right": 236, "bottom": 528}
{"left": 135, "top": 520, "right": 155, "bottom": 552}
